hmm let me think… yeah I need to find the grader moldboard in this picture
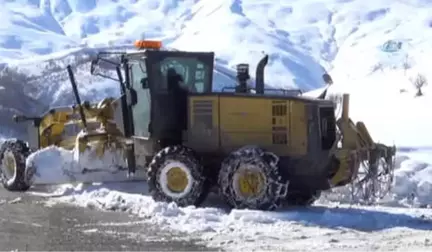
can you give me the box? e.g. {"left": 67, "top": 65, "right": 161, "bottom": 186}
{"left": 0, "top": 40, "right": 396, "bottom": 210}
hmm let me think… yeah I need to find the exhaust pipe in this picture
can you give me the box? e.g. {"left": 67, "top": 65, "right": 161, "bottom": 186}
{"left": 255, "top": 54, "right": 269, "bottom": 94}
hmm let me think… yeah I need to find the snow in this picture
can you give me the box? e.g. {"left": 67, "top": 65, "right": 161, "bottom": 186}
{"left": 25, "top": 138, "right": 145, "bottom": 185}
{"left": 325, "top": 71, "right": 432, "bottom": 147}
{"left": 0, "top": 0, "right": 332, "bottom": 90}
{"left": 31, "top": 147, "right": 432, "bottom": 208}
{"left": 2, "top": 0, "right": 431, "bottom": 145}
{"left": 23, "top": 146, "right": 431, "bottom": 250}
{"left": 32, "top": 178, "right": 432, "bottom": 251}
{"left": 2, "top": 0, "right": 432, "bottom": 250}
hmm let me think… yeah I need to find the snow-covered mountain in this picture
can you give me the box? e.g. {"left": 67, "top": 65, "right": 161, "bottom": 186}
{"left": 1, "top": 0, "right": 431, "bottom": 145}
{"left": 0, "top": 0, "right": 431, "bottom": 169}
{"left": 1, "top": 0, "right": 329, "bottom": 90}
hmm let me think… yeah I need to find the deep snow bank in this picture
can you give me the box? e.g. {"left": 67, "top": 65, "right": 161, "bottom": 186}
{"left": 320, "top": 151, "right": 432, "bottom": 208}
{"left": 391, "top": 150, "right": 432, "bottom": 207}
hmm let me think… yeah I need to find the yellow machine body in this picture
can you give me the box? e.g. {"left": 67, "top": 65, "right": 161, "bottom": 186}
{"left": 183, "top": 92, "right": 394, "bottom": 192}
{"left": 186, "top": 94, "right": 310, "bottom": 157}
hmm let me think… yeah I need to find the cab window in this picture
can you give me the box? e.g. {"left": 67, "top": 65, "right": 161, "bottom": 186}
{"left": 156, "top": 57, "right": 211, "bottom": 93}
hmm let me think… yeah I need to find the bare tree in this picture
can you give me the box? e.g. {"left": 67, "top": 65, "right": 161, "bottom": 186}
{"left": 411, "top": 73, "right": 428, "bottom": 97}
{"left": 371, "top": 62, "right": 384, "bottom": 73}
{"left": 402, "top": 54, "right": 411, "bottom": 76}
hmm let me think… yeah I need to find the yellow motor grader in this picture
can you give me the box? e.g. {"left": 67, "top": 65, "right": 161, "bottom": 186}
{"left": 0, "top": 40, "right": 396, "bottom": 210}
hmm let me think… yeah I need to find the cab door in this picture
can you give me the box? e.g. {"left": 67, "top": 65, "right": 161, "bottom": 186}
{"left": 129, "top": 60, "right": 151, "bottom": 138}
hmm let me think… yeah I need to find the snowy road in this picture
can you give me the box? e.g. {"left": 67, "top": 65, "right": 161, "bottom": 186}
{"left": 25, "top": 181, "right": 431, "bottom": 252}
{"left": 0, "top": 188, "right": 215, "bottom": 251}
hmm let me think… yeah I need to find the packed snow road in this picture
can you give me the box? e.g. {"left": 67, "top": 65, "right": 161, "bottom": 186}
{"left": 0, "top": 187, "right": 216, "bottom": 251}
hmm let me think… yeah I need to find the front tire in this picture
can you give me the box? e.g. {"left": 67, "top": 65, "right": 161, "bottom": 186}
{"left": 0, "top": 139, "right": 32, "bottom": 191}
{"left": 147, "top": 145, "right": 208, "bottom": 207}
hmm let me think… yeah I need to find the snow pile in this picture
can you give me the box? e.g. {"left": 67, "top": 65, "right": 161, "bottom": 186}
{"left": 29, "top": 145, "right": 432, "bottom": 205}
{"left": 36, "top": 180, "right": 432, "bottom": 251}
{"left": 319, "top": 150, "right": 432, "bottom": 208}
{"left": 391, "top": 150, "right": 432, "bottom": 207}
{"left": 25, "top": 144, "right": 145, "bottom": 185}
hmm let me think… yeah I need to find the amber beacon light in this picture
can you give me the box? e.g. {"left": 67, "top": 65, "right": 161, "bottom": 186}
{"left": 134, "top": 40, "right": 162, "bottom": 49}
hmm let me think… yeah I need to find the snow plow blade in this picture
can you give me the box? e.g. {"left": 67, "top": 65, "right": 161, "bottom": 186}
{"left": 328, "top": 94, "right": 396, "bottom": 203}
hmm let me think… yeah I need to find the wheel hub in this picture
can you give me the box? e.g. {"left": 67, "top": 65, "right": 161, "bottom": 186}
{"left": 236, "top": 169, "right": 266, "bottom": 198}
{"left": 166, "top": 167, "right": 189, "bottom": 193}
{"left": 1, "top": 150, "right": 16, "bottom": 180}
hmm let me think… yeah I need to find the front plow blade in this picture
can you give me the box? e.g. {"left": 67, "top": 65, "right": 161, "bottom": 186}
{"left": 349, "top": 144, "right": 396, "bottom": 204}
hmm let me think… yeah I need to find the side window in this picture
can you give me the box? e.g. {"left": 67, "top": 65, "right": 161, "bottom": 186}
{"left": 158, "top": 57, "right": 210, "bottom": 93}
{"left": 130, "top": 61, "right": 147, "bottom": 88}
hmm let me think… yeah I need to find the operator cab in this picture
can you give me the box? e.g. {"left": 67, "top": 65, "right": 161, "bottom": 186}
{"left": 120, "top": 41, "right": 214, "bottom": 148}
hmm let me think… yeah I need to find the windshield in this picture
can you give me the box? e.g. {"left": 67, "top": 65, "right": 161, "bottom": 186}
{"left": 143, "top": 51, "right": 214, "bottom": 94}
{"left": 157, "top": 57, "right": 209, "bottom": 93}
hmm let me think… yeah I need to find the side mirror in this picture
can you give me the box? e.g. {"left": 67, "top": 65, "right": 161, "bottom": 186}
{"left": 141, "top": 78, "right": 149, "bottom": 89}
{"left": 13, "top": 114, "right": 28, "bottom": 123}
{"left": 322, "top": 73, "right": 333, "bottom": 85}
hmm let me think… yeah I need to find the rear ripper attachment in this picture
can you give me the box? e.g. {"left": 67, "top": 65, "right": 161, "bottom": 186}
{"left": 327, "top": 94, "right": 396, "bottom": 204}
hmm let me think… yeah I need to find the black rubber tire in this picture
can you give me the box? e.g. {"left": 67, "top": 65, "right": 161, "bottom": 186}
{"left": 286, "top": 190, "right": 321, "bottom": 206}
{"left": 0, "top": 139, "right": 32, "bottom": 191}
{"left": 147, "top": 145, "right": 208, "bottom": 207}
{"left": 218, "top": 146, "right": 287, "bottom": 211}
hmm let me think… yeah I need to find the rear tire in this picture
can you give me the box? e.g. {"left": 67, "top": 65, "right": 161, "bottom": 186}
{"left": 147, "top": 145, "right": 208, "bottom": 207}
{"left": 218, "top": 146, "right": 287, "bottom": 211}
{"left": 0, "top": 139, "right": 32, "bottom": 191}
